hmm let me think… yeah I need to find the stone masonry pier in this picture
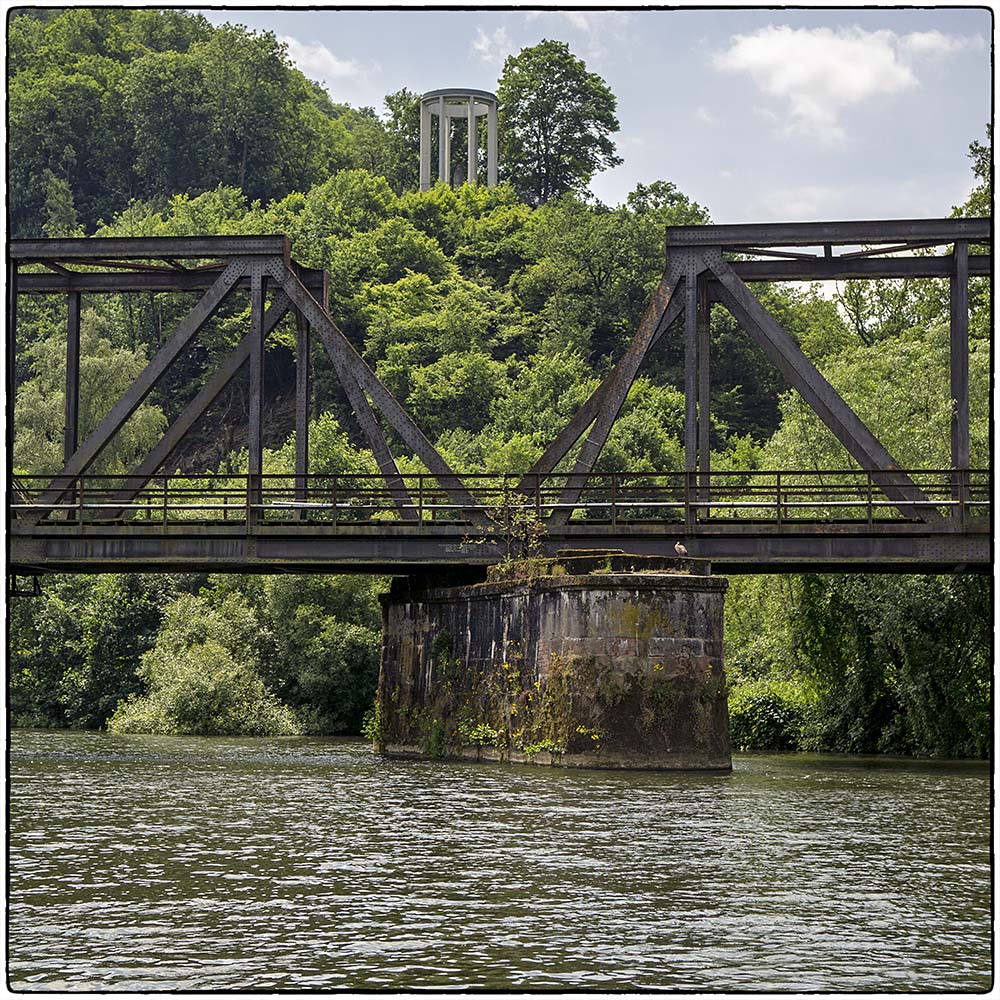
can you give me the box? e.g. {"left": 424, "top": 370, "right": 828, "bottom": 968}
{"left": 376, "top": 554, "right": 731, "bottom": 770}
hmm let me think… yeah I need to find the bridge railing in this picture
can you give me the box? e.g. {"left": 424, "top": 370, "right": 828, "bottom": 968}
{"left": 9, "top": 469, "right": 990, "bottom": 530}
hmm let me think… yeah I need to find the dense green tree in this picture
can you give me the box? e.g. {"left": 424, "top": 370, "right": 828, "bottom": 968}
{"left": 60, "top": 575, "right": 176, "bottom": 729}
{"left": 497, "top": 40, "right": 622, "bottom": 205}
{"left": 382, "top": 88, "right": 421, "bottom": 193}
{"left": 109, "top": 590, "right": 299, "bottom": 736}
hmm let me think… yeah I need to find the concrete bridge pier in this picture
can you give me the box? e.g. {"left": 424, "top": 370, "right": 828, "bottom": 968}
{"left": 375, "top": 554, "right": 731, "bottom": 770}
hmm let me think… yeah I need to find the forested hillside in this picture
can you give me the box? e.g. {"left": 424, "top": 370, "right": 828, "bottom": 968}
{"left": 8, "top": 9, "right": 991, "bottom": 757}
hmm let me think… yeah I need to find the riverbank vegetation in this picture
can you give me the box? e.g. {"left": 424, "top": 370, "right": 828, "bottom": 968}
{"left": 8, "top": 9, "right": 991, "bottom": 757}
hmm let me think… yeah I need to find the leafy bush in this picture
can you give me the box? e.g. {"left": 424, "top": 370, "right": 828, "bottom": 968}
{"left": 728, "top": 678, "right": 815, "bottom": 752}
{"left": 108, "top": 591, "right": 298, "bottom": 737}
{"left": 109, "top": 639, "right": 299, "bottom": 736}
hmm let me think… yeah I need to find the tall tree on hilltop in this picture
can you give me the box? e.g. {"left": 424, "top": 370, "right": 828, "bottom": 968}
{"left": 497, "top": 39, "right": 622, "bottom": 206}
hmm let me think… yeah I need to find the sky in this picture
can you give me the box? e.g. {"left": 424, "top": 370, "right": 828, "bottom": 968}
{"left": 198, "top": 5, "right": 993, "bottom": 224}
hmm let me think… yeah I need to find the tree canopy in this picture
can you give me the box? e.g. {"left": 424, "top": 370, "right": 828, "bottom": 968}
{"left": 497, "top": 39, "right": 622, "bottom": 205}
{"left": 6, "top": 8, "right": 991, "bottom": 754}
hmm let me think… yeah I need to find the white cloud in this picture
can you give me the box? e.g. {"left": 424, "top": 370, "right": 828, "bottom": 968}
{"left": 280, "top": 35, "right": 359, "bottom": 81}
{"left": 519, "top": 11, "right": 634, "bottom": 61}
{"left": 713, "top": 26, "right": 919, "bottom": 143}
{"left": 712, "top": 25, "right": 983, "bottom": 145}
{"left": 899, "top": 30, "right": 984, "bottom": 58}
{"left": 472, "top": 26, "right": 512, "bottom": 68}
{"left": 696, "top": 106, "right": 714, "bottom": 125}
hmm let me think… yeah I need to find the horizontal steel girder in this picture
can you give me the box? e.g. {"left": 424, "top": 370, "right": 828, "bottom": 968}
{"left": 16, "top": 268, "right": 326, "bottom": 295}
{"left": 719, "top": 254, "right": 992, "bottom": 283}
{"left": 665, "top": 217, "right": 991, "bottom": 248}
{"left": 10, "top": 236, "right": 291, "bottom": 260}
{"left": 9, "top": 522, "right": 989, "bottom": 576}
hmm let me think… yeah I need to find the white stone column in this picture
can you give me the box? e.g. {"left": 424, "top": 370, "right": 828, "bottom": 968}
{"left": 419, "top": 99, "right": 431, "bottom": 192}
{"left": 438, "top": 96, "right": 448, "bottom": 185}
{"left": 487, "top": 100, "right": 498, "bottom": 187}
{"left": 467, "top": 95, "right": 477, "bottom": 186}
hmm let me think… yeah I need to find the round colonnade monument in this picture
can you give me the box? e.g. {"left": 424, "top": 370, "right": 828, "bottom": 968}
{"left": 419, "top": 88, "right": 498, "bottom": 190}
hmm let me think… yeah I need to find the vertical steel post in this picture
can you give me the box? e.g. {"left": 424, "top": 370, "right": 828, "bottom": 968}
{"left": 247, "top": 268, "right": 264, "bottom": 529}
{"left": 697, "top": 273, "right": 711, "bottom": 502}
{"left": 64, "top": 291, "right": 81, "bottom": 463}
{"left": 295, "top": 309, "right": 310, "bottom": 519}
{"left": 684, "top": 264, "right": 698, "bottom": 473}
{"left": 950, "top": 239, "right": 970, "bottom": 516}
{"left": 683, "top": 470, "right": 695, "bottom": 532}
{"left": 7, "top": 259, "right": 17, "bottom": 458}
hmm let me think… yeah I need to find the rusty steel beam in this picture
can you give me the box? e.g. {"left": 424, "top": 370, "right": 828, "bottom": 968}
{"left": 7, "top": 257, "right": 17, "bottom": 458}
{"left": 105, "top": 295, "right": 292, "bottom": 511}
{"left": 295, "top": 310, "right": 310, "bottom": 509}
{"left": 697, "top": 275, "right": 711, "bottom": 486}
{"left": 26, "top": 259, "right": 246, "bottom": 520}
{"left": 951, "top": 241, "right": 970, "bottom": 504}
{"left": 268, "top": 261, "right": 478, "bottom": 519}
{"left": 339, "top": 375, "right": 419, "bottom": 521}
{"left": 522, "top": 288, "right": 685, "bottom": 488}
{"left": 545, "top": 265, "right": 683, "bottom": 527}
{"left": 8, "top": 522, "right": 990, "bottom": 575}
{"left": 10, "top": 236, "right": 291, "bottom": 261}
{"left": 16, "top": 268, "right": 326, "bottom": 295}
{"left": 684, "top": 262, "right": 699, "bottom": 473}
{"left": 719, "top": 255, "right": 992, "bottom": 283}
{"left": 666, "top": 217, "right": 991, "bottom": 248}
{"left": 247, "top": 267, "right": 265, "bottom": 518}
{"left": 64, "top": 292, "right": 81, "bottom": 464}
{"left": 704, "top": 249, "right": 940, "bottom": 522}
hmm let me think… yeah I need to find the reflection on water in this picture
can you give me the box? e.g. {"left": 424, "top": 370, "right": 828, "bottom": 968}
{"left": 7, "top": 729, "right": 992, "bottom": 991}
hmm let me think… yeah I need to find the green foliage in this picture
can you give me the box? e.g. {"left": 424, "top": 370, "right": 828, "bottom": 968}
{"left": 14, "top": 309, "right": 167, "bottom": 476}
{"left": 498, "top": 39, "right": 622, "bottom": 205}
{"left": 60, "top": 574, "right": 176, "bottom": 730}
{"left": 109, "top": 639, "right": 299, "bottom": 737}
{"left": 6, "top": 17, "right": 991, "bottom": 762}
{"left": 108, "top": 591, "right": 298, "bottom": 736}
{"left": 7, "top": 8, "right": 356, "bottom": 236}
{"left": 728, "top": 677, "right": 814, "bottom": 752}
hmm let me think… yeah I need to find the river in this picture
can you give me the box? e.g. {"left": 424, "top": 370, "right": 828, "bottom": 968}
{"left": 7, "top": 729, "right": 992, "bottom": 991}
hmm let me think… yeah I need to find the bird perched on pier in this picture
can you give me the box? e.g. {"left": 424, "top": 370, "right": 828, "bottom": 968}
{"left": 674, "top": 541, "right": 688, "bottom": 556}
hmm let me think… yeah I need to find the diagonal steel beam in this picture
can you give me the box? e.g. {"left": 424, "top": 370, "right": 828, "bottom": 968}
{"left": 521, "top": 281, "right": 685, "bottom": 489}
{"left": 704, "top": 248, "right": 940, "bottom": 522}
{"left": 545, "top": 264, "right": 684, "bottom": 527}
{"left": 105, "top": 295, "right": 292, "bottom": 512}
{"left": 339, "top": 373, "right": 419, "bottom": 521}
{"left": 266, "top": 259, "right": 482, "bottom": 520}
{"left": 27, "top": 259, "right": 247, "bottom": 521}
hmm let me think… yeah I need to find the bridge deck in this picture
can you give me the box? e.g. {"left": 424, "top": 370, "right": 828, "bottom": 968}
{"left": 9, "top": 470, "right": 990, "bottom": 575}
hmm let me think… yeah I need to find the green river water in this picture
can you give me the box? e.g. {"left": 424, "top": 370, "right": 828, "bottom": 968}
{"left": 7, "top": 729, "right": 992, "bottom": 991}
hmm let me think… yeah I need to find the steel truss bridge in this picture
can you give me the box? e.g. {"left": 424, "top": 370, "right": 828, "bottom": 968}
{"left": 7, "top": 218, "right": 992, "bottom": 577}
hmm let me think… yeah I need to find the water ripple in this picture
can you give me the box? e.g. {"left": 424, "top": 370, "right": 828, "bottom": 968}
{"left": 8, "top": 731, "right": 991, "bottom": 991}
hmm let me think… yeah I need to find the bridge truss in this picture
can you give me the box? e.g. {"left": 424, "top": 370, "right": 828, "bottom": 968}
{"left": 7, "top": 219, "right": 992, "bottom": 575}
